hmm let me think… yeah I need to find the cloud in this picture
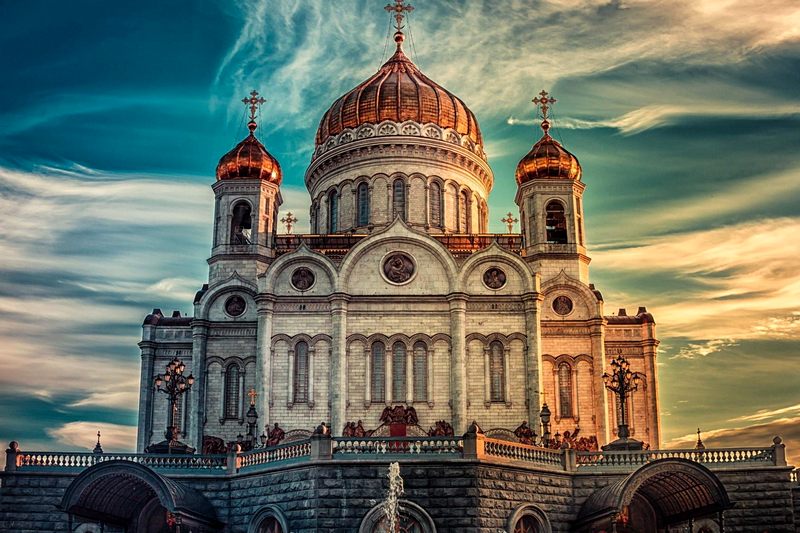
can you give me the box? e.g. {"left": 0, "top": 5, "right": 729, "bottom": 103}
{"left": 592, "top": 217, "right": 800, "bottom": 339}
{"left": 731, "top": 403, "right": 800, "bottom": 424}
{"left": 212, "top": 0, "right": 800, "bottom": 132}
{"left": 672, "top": 339, "right": 737, "bottom": 360}
{"left": 0, "top": 165, "right": 210, "bottom": 407}
{"left": 47, "top": 421, "right": 137, "bottom": 453}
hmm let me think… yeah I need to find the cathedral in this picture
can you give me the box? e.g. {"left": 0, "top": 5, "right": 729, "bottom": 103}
{"left": 1, "top": 3, "right": 797, "bottom": 532}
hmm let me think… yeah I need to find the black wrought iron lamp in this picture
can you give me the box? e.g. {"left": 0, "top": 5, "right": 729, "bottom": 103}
{"left": 602, "top": 354, "right": 644, "bottom": 451}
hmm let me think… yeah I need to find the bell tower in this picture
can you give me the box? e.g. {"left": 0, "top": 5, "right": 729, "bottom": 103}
{"left": 514, "top": 90, "right": 589, "bottom": 283}
{"left": 209, "top": 90, "right": 283, "bottom": 285}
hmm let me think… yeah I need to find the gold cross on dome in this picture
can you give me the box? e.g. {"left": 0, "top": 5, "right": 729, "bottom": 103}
{"left": 242, "top": 90, "right": 266, "bottom": 122}
{"left": 533, "top": 90, "right": 557, "bottom": 121}
{"left": 385, "top": 0, "right": 414, "bottom": 31}
{"left": 501, "top": 212, "right": 518, "bottom": 233}
{"left": 281, "top": 212, "right": 298, "bottom": 234}
{"left": 247, "top": 387, "right": 257, "bottom": 407}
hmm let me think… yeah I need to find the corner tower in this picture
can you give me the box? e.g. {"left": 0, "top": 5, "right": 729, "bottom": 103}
{"left": 210, "top": 91, "right": 283, "bottom": 285}
{"left": 514, "top": 91, "right": 589, "bottom": 283}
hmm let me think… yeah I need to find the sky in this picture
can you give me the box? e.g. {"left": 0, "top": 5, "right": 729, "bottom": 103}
{"left": 1, "top": 0, "right": 799, "bottom": 464}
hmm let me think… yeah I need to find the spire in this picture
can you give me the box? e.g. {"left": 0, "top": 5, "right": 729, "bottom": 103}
{"left": 385, "top": 0, "right": 414, "bottom": 49}
{"left": 695, "top": 427, "right": 706, "bottom": 450}
{"left": 93, "top": 430, "right": 103, "bottom": 454}
{"left": 241, "top": 90, "right": 266, "bottom": 134}
{"left": 532, "top": 89, "right": 557, "bottom": 136}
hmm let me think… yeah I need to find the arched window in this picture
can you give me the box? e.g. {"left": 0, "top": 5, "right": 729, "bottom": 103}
{"left": 393, "top": 179, "right": 406, "bottom": 221}
{"left": 371, "top": 342, "right": 385, "bottom": 403}
{"left": 328, "top": 190, "right": 339, "bottom": 233}
{"left": 392, "top": 342, "right": 407, "bottom": 402}
{"left": 460, "top": 190, "right": 470, "bottom": 232}
{"left": 230, "top": 201, "right": 252, "bottom": 244}
{"left": 258, "top": 518, "right": 283, "bottom": 533}
{"left": 558, "top": 362, "right": 573, "bottom": 418}
{"left": 429, "top": 182, "right": 442, "bottom": 227}
{"left": 514, "top": 516, "right": 541, "bottom": 533}
{"left": 413, "top": 342, "right": 428, "bottom": 402}
{"left": 248, "top": 506, "right": 289, "bottom": 533}
{"left": 545, "top": 201, "right": 567, "bottom": 244}
{"left": 489, "top": 341, "right": 505, "bottom": 403}
{"left": 294, "top": 341, "right": 309, "bottom": 403}
{"left": 357, "top": 182, "right": 370, "bottom": 227}
{"left": 224, "top": 364, "right": 240, "bottom": 419}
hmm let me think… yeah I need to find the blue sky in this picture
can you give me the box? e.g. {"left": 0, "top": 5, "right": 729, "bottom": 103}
{"left": 1, "top": 0, "right": 799, "bottom": 462}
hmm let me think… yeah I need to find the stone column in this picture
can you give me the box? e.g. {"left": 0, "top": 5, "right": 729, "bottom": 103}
{"left": 642, "top": 325, "right": 660, "bottom": 447}
{"left": 136, "top": 337, "right": 156, "bottom": 453}
{"left": 255, "top": 295, "right": 276, "bottom": 433}
{"left": 522, "top": 285, "right": 544, "bottom": 425}
{"left": 590, "top": 317, "right": 610, "bottom": 444}
{"left": 188, "top": 320, "right": 209, "bottom": 451}
{"left": 447, "top": 293, "right": 468, "bottom": 433}
{"left": 329, "top": 293, "right": 350, "bottom": 436}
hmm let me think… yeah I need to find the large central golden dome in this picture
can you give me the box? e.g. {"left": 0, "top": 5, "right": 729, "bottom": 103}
{"left": 314, "top": 36, "right": 483, "bottom": 148}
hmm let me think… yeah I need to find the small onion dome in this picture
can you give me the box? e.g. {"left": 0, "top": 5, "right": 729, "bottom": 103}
{"left": 315, "top": 32, "right": 482, "bottom": 147}
{"left": 515, "top": 119, "right": 581, "bottom": 184}
{"left": 216, "top": 121, "right": 282, "bottom": 183}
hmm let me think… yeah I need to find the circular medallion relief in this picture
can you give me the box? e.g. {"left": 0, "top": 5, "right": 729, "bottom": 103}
{"left": 382, "top": 252, "right": 416, "bottom": 285}
{"left": 552, "top": 295, "right": 573, "bottom": 316}
{"left": 224, "top": 295, "right": 246, "bottom": 317}
{"left": 291, "top": 267, "right": 316, "bottom": 291}
{"left": 482, "top": 267, "right": 507, "bottom": 289}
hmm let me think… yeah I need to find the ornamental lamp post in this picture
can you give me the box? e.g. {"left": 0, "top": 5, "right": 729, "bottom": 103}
{"left": 146, "top": 357, "right": 196, "bottom": 455}
{"left": 539, "top": 402, "right": 552, "bottom": 447}
{"left": 602, "top": 354, "right": 644, "bottom": 451}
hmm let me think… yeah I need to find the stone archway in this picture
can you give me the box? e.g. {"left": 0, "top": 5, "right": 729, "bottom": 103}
{"left": 358, "top": 500, "right": 437, "bottom": 533}
{"left": 574, "top": 458, "right": 731, "bottom": 532}
{"left": 60, "top": 460, "right": 221, "bottom": 532}
{"left": 507, "top": 503, "right": 553, "bottom": 533}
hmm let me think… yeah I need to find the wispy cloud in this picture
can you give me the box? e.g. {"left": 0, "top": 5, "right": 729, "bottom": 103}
{"left": 593, "top": 217, "right": 800, "bottom": 339}
{"left": 47, "top": 421, "right": 137, "bottom": 453}
{"left": 672, "top": 339, "right": 737, "bottom": 360}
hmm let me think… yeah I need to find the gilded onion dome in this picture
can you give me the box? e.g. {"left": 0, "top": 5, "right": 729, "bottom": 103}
{"left": 314, "top": 32, "right": 483, "bottom": 149}
{"left": 515, "top": 91, "right": 581, "bottom": 184}
{"left": 216, "top": 120, "right": 282, "bottom": 184}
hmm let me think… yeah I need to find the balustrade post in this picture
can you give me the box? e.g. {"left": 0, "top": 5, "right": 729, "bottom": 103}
{"left": 311, "top": 433, "right": 333, "bottom": 461}
{"left": 563, "top": 448, "right": 577, "bottom": 472}
{"left": 227, "top": 444, "right": 240, "bottom": 474}
{"left": 5, "top": 442, "right": 19, "bottom": 472}
{"left": 462, "top": 422, "right": 485, "bottom": 461}
{"left": 772, "top": 436, "right": 786, "bottom": 466}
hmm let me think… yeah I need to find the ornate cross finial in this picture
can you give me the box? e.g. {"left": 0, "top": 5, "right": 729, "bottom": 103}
{"left": 247, "top": 387, "right": 257, "bottom": 407}
{"left": 501, "top": 212, "right": 518, "bottom": 233}
{"left": 281, "top": 212, "right": 298, "bottom": 234}
{"left": 93, "top": 430, "right": 103, "bottom": 454}
{"left": 242, "top": 90, "right": 266, "bottom": 132}
{"left": 532, "top": 89, "right": 557, "bottom": 135}
{"left": 385, "top": 0, "right": 414, "bottom": 31}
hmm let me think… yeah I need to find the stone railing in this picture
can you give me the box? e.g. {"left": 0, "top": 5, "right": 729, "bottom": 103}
{"left": 238, "top": 439, "right": 312, "bottom": 470}
{"left": 482, "top": 437, "right": 564, "bottom": 467}
{"left": 334, "top": 437, "right": 463, "bottom": 457}
{"left": 4, "top": 435, "right": 787, "bottom": 476}
{"left": 576, "top": 446, "right": 778, "bottom": 470}
{"left": 11, "top": 450, "right": 227, "bottom": 472}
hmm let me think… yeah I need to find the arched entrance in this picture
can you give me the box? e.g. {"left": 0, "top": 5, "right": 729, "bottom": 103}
{"left": 574, "top": 459, "right": 731, "bottom": 532}
{"left": 507, "top": 504, "right": 552, "bottom": 533}
{"left": 358, "top": 500, "right": 437, "bottom": 533}
{"left": 60, "top": 460, "right": 221, "bottom": 533}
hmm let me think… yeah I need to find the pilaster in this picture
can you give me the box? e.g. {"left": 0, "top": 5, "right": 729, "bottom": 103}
{"left": 329, "top": 293, "right": 350, "bottom": 436}
{"left": 188, "top": 320, "right": 209, "bottom": 451}
{"left": 590, "top": 317, "right": 610, "bottom": 444}
{"left": 136, "top": 339, "right": 156, "bottom": 453}
{"left": 255, "top": 294, "right": 276, "bottom": 433}
{"left": 522, "top": 286, "right": 544, "bottom": 425}
{"left": 447, "top": 293, "right": 468, "bottom": 434}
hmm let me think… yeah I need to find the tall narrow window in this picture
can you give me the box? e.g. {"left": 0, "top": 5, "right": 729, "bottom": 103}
{"left": 294, "top": 341, "right": 309, "bottom": 403}
{"left": 371, "top": 342, "right": 385, "bottom": 403}
{"left": 430, "top": 182, "right": 442, "bottom": 227}
{"left": 545, "top": 201, "right": 567, "bottom": 244}
{"left": 413, "top": 342, "right": 428, "bottom": 402}
{"left": 328, "top": 190, "right": 338, "bottom": 233}
{"left": 392, "top": 342, "right": 407, "bottom": 402}
{"left": 558, "top": 363, "right": 573, "bottom": 418}
{"left": 357, "top": 182, "right": 370, "bottom": 227}
{"left": 460, "top": 190, "right": 470, "bottom": 233}
{"left": 230, "top": 201, "right": 252, "bottom": 244}
{"left": 489, "top": 341, "right": 505, "bottom": 402}
{"left": 224, "top": 365, "right": 240, "bottom": 418}
{"left": 393, "top": 179, "right": 406, "bottom": 221}
{"left": 576, "top": 197, "right": 584, "bottom": 245}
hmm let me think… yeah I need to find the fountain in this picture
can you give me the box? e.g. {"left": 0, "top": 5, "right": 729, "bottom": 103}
{"left": 382, "top": 462, "right": 405, "bottom": 532}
